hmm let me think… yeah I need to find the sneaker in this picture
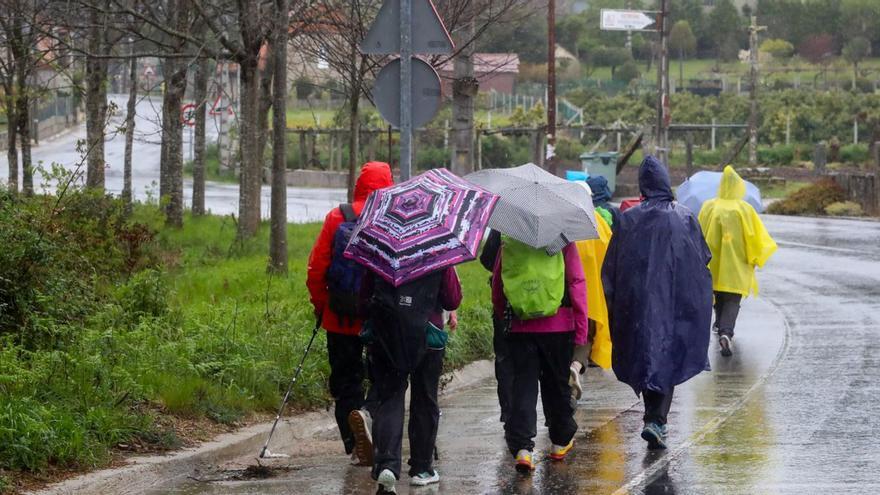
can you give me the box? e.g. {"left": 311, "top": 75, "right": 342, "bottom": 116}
{"left": 348, "top": 409, "right": 373, "bottom": 467}
{"left": 549, "top": 440, "right": 574, "bottom": 461}
{"left": 659, "top": 423, "right": 668, "bottom": 438}
{"left": 376, "top": 469, "right": 396, "bottom": 494}
{"left": 641, "top": 422, "right": 668, "bottom": 450}
{"left": 514, "top": 449, "right": 535, "bottom": 473}
{"left": 410, "top": 470, "right": 440, "bottom": 486}
{"left": 569, "top": 364, "right": 583, "bottom": 401}
{"left": 719, "top": 335, "right": 733, "bottom": 357}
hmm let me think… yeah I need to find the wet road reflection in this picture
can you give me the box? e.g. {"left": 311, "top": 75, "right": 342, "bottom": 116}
{"left": 150, "top": 214, "right": 880, "bottom": 494}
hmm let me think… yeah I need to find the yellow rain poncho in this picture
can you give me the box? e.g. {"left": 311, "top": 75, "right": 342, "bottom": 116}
{"left": 576, "top": 212, "right": 613, "bottom": 369}
{"left": 698, "top": 166, "right": 777, "bottom": 296}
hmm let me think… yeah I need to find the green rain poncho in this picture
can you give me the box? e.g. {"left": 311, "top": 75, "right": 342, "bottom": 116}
{"left": 698, "top": 166, "right": 777, "bottom": 296}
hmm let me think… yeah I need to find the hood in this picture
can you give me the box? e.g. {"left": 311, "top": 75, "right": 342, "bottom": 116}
{"left": 586, "top": 175, "right": 612, "bottom": 205}
{"left": 638, "top": 155, "right": 674, "bottom": 201}
{"left": 354, "top": 162, "right": 393, "bottom": 203}
{"left": 718, "top": 165, "right": 746, "bottom": 200}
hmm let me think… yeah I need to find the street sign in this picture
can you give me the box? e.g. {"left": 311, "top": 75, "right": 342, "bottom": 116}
{"left": 600, "top": 9, "right": 656, "bottom": 31}
{"left": 373, "top": 58, "right": 442, "bottom": 128}
{"left": 180, "top": 103, "right": 196, "bottom": 126}
{"left": 360, "top": 0, "right": 453, "bottom": 55}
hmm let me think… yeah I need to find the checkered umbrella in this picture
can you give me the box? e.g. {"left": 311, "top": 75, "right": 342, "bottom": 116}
{"left": 466, "top": 163, "right": 599, "bottom": 254}
{"left": 344, "top": 168, "right": 499, "bottom": 287}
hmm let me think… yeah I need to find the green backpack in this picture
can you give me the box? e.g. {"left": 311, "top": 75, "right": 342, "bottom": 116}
{"left": 501, "top": 236, "right": 565, "bottom": 320}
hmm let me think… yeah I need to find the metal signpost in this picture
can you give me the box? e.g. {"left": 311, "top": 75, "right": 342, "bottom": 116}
{"left": 600, "top": 6, "right": 669, "bottom": 166}
{"left": 361, "top": 0, "right": 453, "bottom": 180}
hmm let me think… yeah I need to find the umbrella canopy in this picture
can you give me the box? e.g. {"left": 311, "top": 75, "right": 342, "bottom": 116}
{"left": 677, "top": 170, "right": 764, "bottom": 214}
{"left": 344, "top": 168, "right": 499, "bottom": 287}
{"left": 466, "top": 163, "right": 599, "bottom": 254}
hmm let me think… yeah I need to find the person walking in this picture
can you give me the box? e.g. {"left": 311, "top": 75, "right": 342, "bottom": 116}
{"left": 698, "top": 166, "right": 777, "bottom": 357}
{"left": 573, "top": 209, "right": 613, "bottom": 381}
{"left": 306, "top": 162, "right": 393, "bottom": 466}
{"left": 479, "top": 230, "right": 514, "bottom": 424}
{"left": 365, "top": 267, "right": 461, "bottom": 494}
{"left": 491, "top": 236, "right": 588, "bottom": 473}
{"left": 602, "top": 156, "right": 714, "bottom": 450}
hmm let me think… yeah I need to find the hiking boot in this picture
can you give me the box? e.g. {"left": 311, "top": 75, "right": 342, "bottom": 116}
{"left": 514, "top": 449, "right": 535, "bottom": 473}
{"left": 410, "top": 470, "right": 440, "bottom": 486}
{"left": 641, "top": 422, "right": 667, "bottom": 450}
{"left": 348, "top": 409, "right": 373, "bottom": 467}
{"left": 719, "top": 335, "right": 733, "bottom": 357}
{"left": 569, "top": 364, "right": 583, "bottom": 401}
{"left": 376, "top": 469, "right": 396, "bottom": 494}
{"left": 549, "top": 440, "right": 574, "bottom": 461}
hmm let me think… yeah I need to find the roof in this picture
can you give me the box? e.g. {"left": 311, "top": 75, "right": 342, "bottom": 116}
{"left": 439, "top": 53, "right": 520, "bottom": 75}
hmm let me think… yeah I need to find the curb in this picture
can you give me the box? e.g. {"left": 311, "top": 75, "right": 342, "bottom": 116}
{"left": 30, "top": 359, "right": 495, "bottom": 495}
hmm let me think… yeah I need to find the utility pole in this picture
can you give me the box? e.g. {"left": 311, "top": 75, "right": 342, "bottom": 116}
{"left": 400, "top": 0, "right": 413, "bottom": 180}
{"left": 748, "top": 15, "right": 766, "bottom": 167}
{"left": 547, "top": 0, "right": 557, "bottom": 173}
{"left": 655, "top": 0, "right": 670, "bottom": 166}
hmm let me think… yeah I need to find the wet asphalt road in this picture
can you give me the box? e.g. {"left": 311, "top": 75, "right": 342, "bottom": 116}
{"left": 144, "top": 214, "right": 880, "bottom": 494}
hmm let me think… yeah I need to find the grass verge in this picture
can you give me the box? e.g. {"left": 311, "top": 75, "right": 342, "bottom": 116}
{"left": 0, "top": 194, "right": 493, "bottom": 489}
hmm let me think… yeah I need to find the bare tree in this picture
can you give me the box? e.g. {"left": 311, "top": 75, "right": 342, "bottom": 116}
{"left": 268, "top": 0, "right": 289, "bottom": 273}
{"left": 191, "top": 54, "right": 209, "bottom": 215}
{"left": 84, "top": 0, "right": 111, "bottom": 191}
{"left": 122, "top": 48, "right": 137, "bottom": 212}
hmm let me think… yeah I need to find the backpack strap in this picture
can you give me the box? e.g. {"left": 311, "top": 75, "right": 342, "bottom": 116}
{"left": 339, "top": 203, "right": 357, "bottom": 222}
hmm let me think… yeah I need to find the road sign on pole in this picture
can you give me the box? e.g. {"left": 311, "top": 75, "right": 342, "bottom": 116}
{"left": 180, "top": 103, "right": 197, "bottom": 126}
{"left": 600, "top": 9, "right": 656, "bottom": 31}
{"left": 361, "top": 0, "right": 453, "bottom": 181}
{"left": 373, "top": 58, "right": 442, "bottom": 128}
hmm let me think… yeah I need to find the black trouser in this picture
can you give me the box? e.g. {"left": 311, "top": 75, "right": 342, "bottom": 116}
{"left": 504, "top": 332, "right": 577, "bottom": 456}
{"left": 714, "top": 291, "right": 743, "bottom": 338}
{"left": 326, "top": 332, "right": 377, "bottom": 454}
{"left": 493, "top": 315, "right": 514, "bottom": 423}
{"left": 643, "top": 387, "right": 674, "bottom": 426}
{"left": 371, "top": 346, "right": 444, "bottom": 480}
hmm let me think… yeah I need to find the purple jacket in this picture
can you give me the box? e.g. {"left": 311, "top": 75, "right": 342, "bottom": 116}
{"left": 491, "top": 243, "right": 589, "bottom": 346}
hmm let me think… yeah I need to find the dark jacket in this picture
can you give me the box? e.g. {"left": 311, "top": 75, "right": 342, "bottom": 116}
{"left": 601, "top": 156, "right": 713, "bottom": 395}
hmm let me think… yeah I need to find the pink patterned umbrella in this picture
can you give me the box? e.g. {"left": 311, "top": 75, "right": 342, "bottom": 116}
{"left": 344, "top": 168, "right": 499, "bottom": 287}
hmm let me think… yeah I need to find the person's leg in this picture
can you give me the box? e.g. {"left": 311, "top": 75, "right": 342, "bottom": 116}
{"left": 504, "top": 333, "right": 540, "bottom": 457}
{"left": 370, "top": 345, "right": 408, "bottom": 482}
{"left": 641, "top": 387, "right": 673, "bottom": 449}
{"left": 537, "top": 332, "right": 577, "bottom": 454}
{"left": 407, "top": 349, "right": 444, "bottom": 479}
{"left": 713, "top": 291, "right": 723, "bottom": 332}
{"left": 493, "top": 315, "right": 514, "bottom": 423}
{"left": 716, "top": 292, "right": 743, "bottom": 339}
{"left": 326, "top": 332, "right": 366, "bottom": 454}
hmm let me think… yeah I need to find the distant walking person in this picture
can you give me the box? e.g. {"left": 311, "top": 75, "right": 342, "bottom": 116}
{"left": 602, "top": 156, "right": 713, "bottom": 450}
{"left": 306, "top": 162, "right": 393, "bottom": 466}
{"left": 698, "top": 166, "right": 777, "bottom": 357}
{"left": 479, "top": 229, "right": 514, "bottom": 424}
{"left": 365, "top": 267, "right": 461, "bottom": 494}
{"left": 491, "top": 237, "right": 588, "bottom": 472}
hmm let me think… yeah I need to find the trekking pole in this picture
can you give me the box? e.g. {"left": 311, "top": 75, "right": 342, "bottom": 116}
{"left": 259, "top": 318, "right": 322, "bottom": 459}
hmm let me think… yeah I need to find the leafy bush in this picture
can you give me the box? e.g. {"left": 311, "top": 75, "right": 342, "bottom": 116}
{"left": 824, "top": 201, "right": 863, "bottom": 216}
{"left": 767, "top": 178, "right": 845, "bottom": 215}
{"left": 614, "top": 61, "right": 641, "bottom": 83}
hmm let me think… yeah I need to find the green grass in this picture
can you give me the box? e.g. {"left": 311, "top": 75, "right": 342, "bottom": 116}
{"left": 286, "top": 108, "right": 338, "bottom": 128}
{"left": 1, "top": 203, "right": 495, "bottom": 478}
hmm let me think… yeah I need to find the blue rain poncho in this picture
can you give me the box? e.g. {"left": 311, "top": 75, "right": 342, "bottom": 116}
{"left": 601, "top": 157, "right": 714, "bottom": 395}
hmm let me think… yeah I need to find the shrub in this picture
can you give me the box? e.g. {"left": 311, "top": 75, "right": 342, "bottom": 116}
{"left": 767, "top": 178, "right": 845, "bottom": 215}
{"left": 614, "top": 61, "right": 641, "bottom": 83}
{"left": 824, "top": 201, "right": 863, "bottom": 216}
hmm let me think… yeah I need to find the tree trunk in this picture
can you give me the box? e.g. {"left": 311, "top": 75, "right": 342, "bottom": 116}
{"left": 122, "top": 55, "right": 138, "bottom": 213}
{"left": 257, "top": 46, "right": 275, "bottom": 178}
{"left": 4, "top": 91, "right": 18, "bottom": 193}
{"left": 161, "top": 54, "right": 187, "bottom": 227}
{"left": 14, "top": 43, "right": 32, "bottom": 195}
{"left": 451, "top": 19, "right": 476, "bottom": 176}
{"left": 347, "top": 87, "right": 360, "bottom": 203}
{"left": 268, "top": 0, "right": 289, "bottom": 274}
{"left": 679, "top": 50, "right": 684, "bottom": 88}
{"left": 85, "top": 3, "right": 108, "bottom": 191}
{"left": 237, "top": 56, "right": 262, "bottom": 238}
{"left": 192, "top": 57, "right": 209, "bottom": 216}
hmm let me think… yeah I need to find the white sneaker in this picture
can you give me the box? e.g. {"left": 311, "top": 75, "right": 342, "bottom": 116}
{"left": 348, "top": 409, "right": 373, "bottom": 466}
{"left": 377, "top": 468, "right": 397, "bottom": 493}
{"left": 410, "top": 469, "right": 440, "bottom": 486}
{"left": 569, "top": 363, "right": 583, "bottom": 401}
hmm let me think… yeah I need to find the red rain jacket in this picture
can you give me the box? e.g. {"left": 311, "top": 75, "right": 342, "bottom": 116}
{"left": 306, "top": 162, "right": 394, "bottom": 335}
